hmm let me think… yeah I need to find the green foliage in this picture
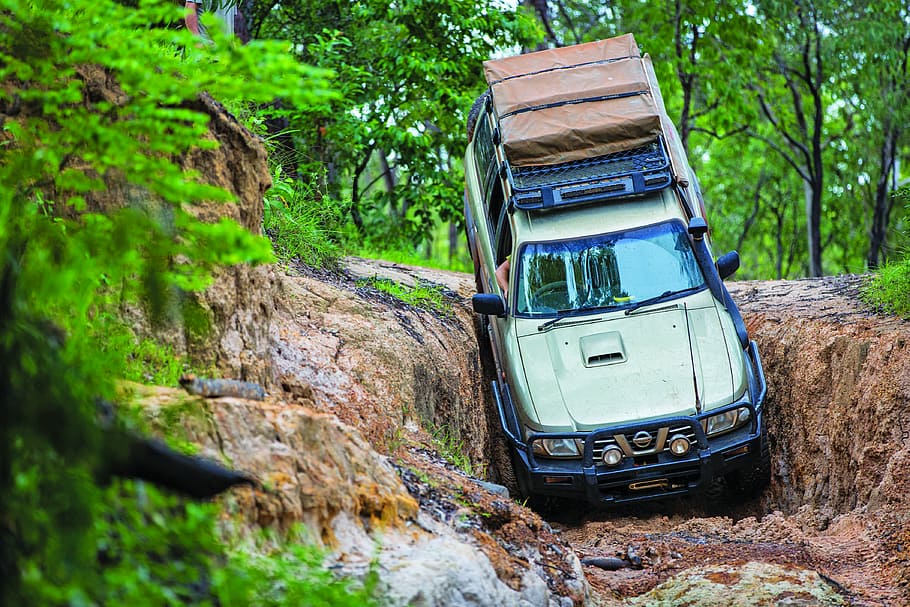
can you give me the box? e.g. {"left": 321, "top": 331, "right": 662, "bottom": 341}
{"left": 0, "top": 0, "right": 365, "bottom": 604}
{"left": 354, "top": 215, "right": 473, "bottom": 273}
{"left": 217, "top": 537, "right": 379, "bottom": 607}
{"left": 356, "top": 276, "right": 452, "bottom": 315}
{"left": 527, "top": 0, "right": 910, "bottom": 279}
{"left": 250, "top": 0, "right": 540, "bottom": 251}
{"left": 90, "top": 312, "right": 198, "bottom": 386}
{"left": 263, "top": 168, "right": 346, "bottom": 269}
{"left": 861, "top": 257, "right": 910, "bottom": 317}
{"left": 356, "top": 245, "right": 472, "bottom": 273}
{"left": 862, "top": 187, "right": 910, "bottom": 316}
{"left": 16, "top": 479, "right": 377, "bottom": 607}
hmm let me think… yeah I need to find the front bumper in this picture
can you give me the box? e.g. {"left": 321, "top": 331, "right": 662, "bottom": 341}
{"left": 517, "top": 415, "right": 763, "bottom": 505}
{"left": 494, "top": 341, "right": 767, "bottom": 506}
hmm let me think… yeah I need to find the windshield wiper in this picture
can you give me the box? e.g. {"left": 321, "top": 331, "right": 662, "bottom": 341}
{"left": 623, "top": 286, "right": 700, "bottom": 316}
{"left": 537, "top": 307, "right": 610, "bottom": 332}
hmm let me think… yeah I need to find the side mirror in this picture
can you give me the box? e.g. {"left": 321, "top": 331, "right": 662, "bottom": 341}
{"left": 716, "top": 251, "right": 740, "bottom": 280}
{"left": 472, "top": 293, "right": 507, "bottom": 317}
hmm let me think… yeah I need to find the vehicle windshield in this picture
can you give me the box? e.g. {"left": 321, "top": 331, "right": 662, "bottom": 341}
{"left": 514, "top": 220, "right": 705, "bottom": 316}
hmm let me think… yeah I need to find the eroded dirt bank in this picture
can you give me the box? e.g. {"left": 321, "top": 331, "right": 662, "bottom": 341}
{"left": 268, "top": 265, "right": 910, "bottom": 606}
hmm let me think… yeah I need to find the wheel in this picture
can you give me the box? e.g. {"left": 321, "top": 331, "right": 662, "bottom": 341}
{"left": 489, "top": 436, "right": 519, "bottom": 498}
{"left": 728, "top": 425, "right": 772, "bottom": 500}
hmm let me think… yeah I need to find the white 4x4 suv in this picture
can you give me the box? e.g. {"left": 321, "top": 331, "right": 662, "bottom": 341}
{"left": 464, "top": 34, "right": 769, "bottom": 506}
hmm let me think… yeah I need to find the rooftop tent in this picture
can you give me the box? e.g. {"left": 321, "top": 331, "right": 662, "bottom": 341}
{"left": 483, "top": 34, "right": 664, "bottom": 168}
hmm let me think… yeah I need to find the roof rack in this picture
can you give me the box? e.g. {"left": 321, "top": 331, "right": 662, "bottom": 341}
{"left": 505, "top": 138, "right": 672, "bottom": 212}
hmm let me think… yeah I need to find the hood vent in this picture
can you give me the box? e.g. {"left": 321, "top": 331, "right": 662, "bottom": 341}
{"left": 588, "top": 351, "right": 625, "bottom": 365}
{"left": 580, "top": 331, "right": 627, "bottom": 367}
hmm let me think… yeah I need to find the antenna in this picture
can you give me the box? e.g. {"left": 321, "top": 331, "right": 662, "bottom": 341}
{"left": 683, "top": 302, "right": 702, "bottom": 413}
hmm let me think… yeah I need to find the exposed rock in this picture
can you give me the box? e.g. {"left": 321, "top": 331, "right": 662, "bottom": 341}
{"left": 125, "top": 254, "right": 589, "bottom": 606}
{"left": 626, "top": 561, "right": 846, "bottom": 606}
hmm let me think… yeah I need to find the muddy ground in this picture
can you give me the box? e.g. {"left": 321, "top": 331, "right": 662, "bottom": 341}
{"left": 273, "top": 261, "right": 910, "bottom": 606}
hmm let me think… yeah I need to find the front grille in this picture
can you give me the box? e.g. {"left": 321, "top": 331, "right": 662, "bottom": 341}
{"left": 667, "top": 424, "right": 698, "bottom": 444}
{"left": 592, "top": 436, "right": 619, "bottom": 461}
{"left": 592, "top": 423, "right": 701, "bottom": 463}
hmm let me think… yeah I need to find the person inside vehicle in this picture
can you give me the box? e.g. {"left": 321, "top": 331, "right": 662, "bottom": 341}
{"left": 495, "top": 257, "right": 510, "bottom": 294}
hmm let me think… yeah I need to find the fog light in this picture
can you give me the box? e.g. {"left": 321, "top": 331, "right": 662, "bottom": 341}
{"left": 668, "top": 434, "right": 691, "bottom": 456}
{"left": 602, "top": 445, "right": 624, "bottom": 466}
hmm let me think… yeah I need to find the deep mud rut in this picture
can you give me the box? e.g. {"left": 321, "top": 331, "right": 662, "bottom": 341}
{"left": 302, "top": 262, "right": 910, "bottom": 606}
{"left": 547, "top": 496, "right": 895, "bottom": 606}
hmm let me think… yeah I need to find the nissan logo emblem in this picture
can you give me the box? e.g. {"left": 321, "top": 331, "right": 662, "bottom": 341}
{"left": 632, "top": 431, "right": 653, "bottom": 449}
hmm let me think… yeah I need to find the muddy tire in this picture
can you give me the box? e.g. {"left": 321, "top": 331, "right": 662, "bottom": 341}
{"left": 729, "top": 426, "right": 772, "bottom": 500}
{"left": 473, "top": 313, "right": 519, "bottom": 498}
{"left": 490, "top": 440, "right": 520, "bottom": 498}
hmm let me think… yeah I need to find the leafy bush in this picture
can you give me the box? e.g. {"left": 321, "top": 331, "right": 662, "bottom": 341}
{"left": 263, "top": 168, "right": 346, "bottom": 268}
{"left": 218, "top": 537, "right": 379, "bottom": 607}
{"left": 862, "top": 186, "right": 910, "bottom": 316}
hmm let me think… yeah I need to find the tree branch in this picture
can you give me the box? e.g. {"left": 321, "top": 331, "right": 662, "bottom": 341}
{"left": 746, "top": 128, "right": 811, "bottom": 183}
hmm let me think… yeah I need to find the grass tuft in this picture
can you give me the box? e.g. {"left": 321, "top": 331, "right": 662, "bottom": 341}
{"left": 356, "top": 276, "right": 452, "bottom": 315}
{"left": 430, "top": 425, "right": 484, "bottom": 478}
{"left": 263, "top": 169, "right": 346, "bottom": 269}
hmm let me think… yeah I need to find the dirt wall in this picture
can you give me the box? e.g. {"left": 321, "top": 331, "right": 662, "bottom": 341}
{"left": 733, "top": 276, "right": 910, "bottom": 522}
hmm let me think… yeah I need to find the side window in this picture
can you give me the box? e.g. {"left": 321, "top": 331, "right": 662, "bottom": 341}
{"left": 494, "top": 204, "right": 512, "bottom": 265}
{"left": 472, "top": 114, "right": 498, "bottom": 214}
{"left": 487, "top": 179, "right": 504, "bottom": 234}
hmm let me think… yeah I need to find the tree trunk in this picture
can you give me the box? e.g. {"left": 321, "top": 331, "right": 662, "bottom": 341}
{"left": 380, "top": 152, "right": 398, "bottom": 220}
{"left": 448, "top": 221, "right": 459, "bottom": 263}
{"left": 867, "top": 129, "right": 898, "bottom": 268}
{"left": 805, "top": 178, "right": 822, "bottom": 277}
{"left": 523, "top": 0, "right": 559, "bottom": 49}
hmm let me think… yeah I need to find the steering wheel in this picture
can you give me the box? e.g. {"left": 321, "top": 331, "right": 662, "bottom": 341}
{"left": 532, "top": 281, "right": 568, "bottom": 299}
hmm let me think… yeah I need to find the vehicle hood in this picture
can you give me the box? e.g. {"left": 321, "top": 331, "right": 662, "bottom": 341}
{"left": 516, "top": 300, "right": 738, "bottom": 430}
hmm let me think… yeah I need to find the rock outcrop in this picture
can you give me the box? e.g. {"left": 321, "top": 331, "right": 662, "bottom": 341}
{"left": 129, "top": 258, "right": 588, "bottom": 606}
{"left": 73, "top": 65, "right": 278, "bottom": 386}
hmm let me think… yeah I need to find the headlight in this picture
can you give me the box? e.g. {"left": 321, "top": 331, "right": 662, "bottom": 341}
{"left": 703, "top": 407, "right": 751, "bottom": 436}
{"left": 532, "top": 437, "right": 582, "bottom": 458}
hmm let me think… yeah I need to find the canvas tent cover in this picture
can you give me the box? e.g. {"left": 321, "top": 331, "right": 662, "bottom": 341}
{"left": 483, "top": 34, "right": 667, "bottom": 168}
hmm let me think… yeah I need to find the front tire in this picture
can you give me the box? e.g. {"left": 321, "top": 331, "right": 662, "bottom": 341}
{"left": 728, "top": 425, "right": 772, "bottom": 500}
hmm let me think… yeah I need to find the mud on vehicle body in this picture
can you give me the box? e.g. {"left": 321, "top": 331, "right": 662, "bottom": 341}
{"left": 464, "top": 34, "right": 769, "bottom": 507}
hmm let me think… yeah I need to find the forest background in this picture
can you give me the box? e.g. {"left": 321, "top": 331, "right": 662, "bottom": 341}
{"left": 1, "top": 0, "right": 908, "bottom": 605}
{"left": 249, "top": 0, "right": 910, "bottom": 282}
